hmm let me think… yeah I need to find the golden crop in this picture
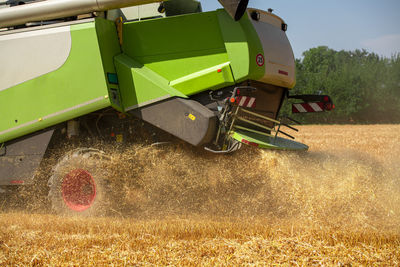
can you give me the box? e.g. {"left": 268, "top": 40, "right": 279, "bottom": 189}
{"left": 1, "top": 125, "right": 399, "bottom": 265}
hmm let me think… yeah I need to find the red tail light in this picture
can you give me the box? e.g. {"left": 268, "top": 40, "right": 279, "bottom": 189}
{"left": 325, "top": 103, "right": 333, "bottom": 111}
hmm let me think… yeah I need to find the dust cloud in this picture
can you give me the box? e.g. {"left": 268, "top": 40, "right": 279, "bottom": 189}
{"left": 105, "top": 141, "right": 400, "bottom": 232}
{"left": 2, "top": 125, "right": 400, "bottom": 233}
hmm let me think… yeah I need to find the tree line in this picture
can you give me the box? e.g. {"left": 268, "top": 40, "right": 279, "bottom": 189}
{"left": 281, "top": 46, "right": 400, "bottom": 124}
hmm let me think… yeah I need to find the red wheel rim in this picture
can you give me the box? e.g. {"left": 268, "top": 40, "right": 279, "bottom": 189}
{"left": 62, "top": 169, "right": 96, "bottom": 212}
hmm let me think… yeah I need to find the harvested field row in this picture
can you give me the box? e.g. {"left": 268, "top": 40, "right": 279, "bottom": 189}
{"left": 1, "top": 125, "right": 399, "bottom": 265}
{"left": 1, "top": 214, "right": 399, "bottom": 265}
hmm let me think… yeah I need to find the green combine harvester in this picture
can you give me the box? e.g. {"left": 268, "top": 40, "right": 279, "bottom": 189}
{"left": 0, "top": 0, "right": 333, "bottom": 215}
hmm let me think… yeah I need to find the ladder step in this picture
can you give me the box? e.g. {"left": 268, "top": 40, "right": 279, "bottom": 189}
{"left": 236, "top": 116, "right": 273, "bottom": 131}
{"left": 233, "top": 125, "right": 274, "bottom": 137}
{"left": 240, "top": 108, "right": 280, "bottom": 124}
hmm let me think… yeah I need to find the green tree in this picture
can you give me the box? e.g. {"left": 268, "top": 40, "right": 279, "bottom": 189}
{"left": 281, "top": 47, "right": 400, "bottom": 124}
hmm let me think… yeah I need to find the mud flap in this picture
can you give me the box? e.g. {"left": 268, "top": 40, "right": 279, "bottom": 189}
{"left": 0, "top": 129, "right": 54, "bottom": 185}
{"left": 230, "top": 130, "right": 308, "bottom": 151}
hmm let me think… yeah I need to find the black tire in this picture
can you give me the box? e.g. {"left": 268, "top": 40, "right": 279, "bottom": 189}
{"left": 47, "top": 148, "right": 111, "bottom": 216}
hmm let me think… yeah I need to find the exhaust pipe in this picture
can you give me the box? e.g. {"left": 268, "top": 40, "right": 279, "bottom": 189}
{"left": 0, "top": 0, "right": 162, "bottom": 28}
{"left": 218, "top": 0, "right": 249, "bottom": 21}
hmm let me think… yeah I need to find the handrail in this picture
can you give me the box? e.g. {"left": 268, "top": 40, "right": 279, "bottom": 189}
{"left": 231, "top": 106, "right": 297, "bottom": 140}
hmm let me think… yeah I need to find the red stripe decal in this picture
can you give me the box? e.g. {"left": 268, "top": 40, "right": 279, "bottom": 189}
{"left": 241, "top": 139, "right": 259, "bottom": 147}
{"left": 248, "top": 97, "right": 256, "bottom": 108}
{"left": 243, "top": 97, "right": 250, "bottom": 107}
{"left": 11, "top": 180, "right": 24, "bottom": 184}
{"left": 317, "top": 102, "right": 325, "bottom": 109}
{"left": 303, "top": 103, "right": 315, "bottom": 112}
{"left": 292, "top": 102, "right": 328, "bottom": 113}
{"left": 279, "top": 70, "right": 288, "bottom": 76}
{"left": 233, "top": 96, "right": 257, "bottom": 108}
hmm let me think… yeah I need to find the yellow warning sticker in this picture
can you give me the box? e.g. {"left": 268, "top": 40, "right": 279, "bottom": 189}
{"left": 116, "top": 134, "right": 123, "bottom": 143}
{"left": 188, "top": 114, "right": 196, "bottom": 121}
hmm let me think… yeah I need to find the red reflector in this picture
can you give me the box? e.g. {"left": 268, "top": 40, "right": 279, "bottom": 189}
{"left": 11, "top": 180, "right": 24, "bottom": 184}
{"left": 241, "top": 139, "right": 259, "bottom": 147}
{"left": 323, "top": 96, "right": 329, "bottom": 102}
{"left": 236, "top": 89, "right": 240, "bottom": 95}
{"left": 278, "top": 70, "right": 288, "bottom": 76}
{"left": 325, "top": 103, "right": 332, "bottom": 110}
{"left": 110, "top": 132, "right": 115, "bottom": 137}
{"left": 217, "top": 69, "right": 222, "bottom": 73}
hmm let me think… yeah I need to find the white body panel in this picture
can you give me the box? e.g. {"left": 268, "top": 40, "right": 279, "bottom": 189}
{"left": 107, "top": 3, "right": 166, "bottom": 21}
{"left": 0, "top": 0, "right": 162, "bottom": 28}
{"left": 122, "top": 3, "right": 165, "bottom": 20}
{"left": 0, "top": 26, "right": 71, "bottom": 91}
{"left": 249, "top": 9, "right": 296, "bottom": 88}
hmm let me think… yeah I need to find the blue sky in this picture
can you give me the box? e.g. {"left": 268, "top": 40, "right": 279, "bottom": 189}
{"left": 200, "top": 0, "right": 400, "bottom": 59}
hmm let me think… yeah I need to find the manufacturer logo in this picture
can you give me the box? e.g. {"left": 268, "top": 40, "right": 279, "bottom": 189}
{"left": 256, "top": 54, "right": 265, "bottom": 67}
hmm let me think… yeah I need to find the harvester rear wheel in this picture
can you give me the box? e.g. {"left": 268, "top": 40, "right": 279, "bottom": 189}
{"left": 48, "top": 148, "right": 111, "bottom": 216}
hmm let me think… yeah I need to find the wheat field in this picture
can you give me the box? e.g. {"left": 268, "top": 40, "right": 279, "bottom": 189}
{"left": 1, "top": 125, "right": 399, "bottom": 265}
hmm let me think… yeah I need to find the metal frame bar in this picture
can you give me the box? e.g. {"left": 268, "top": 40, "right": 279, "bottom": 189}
{"left": 230, "top": 106, "right": 298, "bottom": 141}
{"left": 240, "top": 108, "right": 280, "bottom": 124}
{"left": 233, "top": 125, "right": 274, "bottom": 138}
{"left": 236, "top": 116, "right": 273, "bottom": 131}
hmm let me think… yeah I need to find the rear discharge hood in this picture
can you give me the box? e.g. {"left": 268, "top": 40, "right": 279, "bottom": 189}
{"left": 248, "top": 8, "right": 296, "bottom": 88}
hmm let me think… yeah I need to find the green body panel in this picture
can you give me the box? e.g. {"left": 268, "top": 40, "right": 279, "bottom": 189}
{"left": 115, "top": 54, "right": 187, "bottom": 110}
{"left": 0, "top": 21, "right": 113, "bottom": 143}
{"left": 217, "top": 10, "right": 265, "bottom": 83}
{"left": 95, "top": 18, "right": 124, "bottom": 111}
{"left": 117, "top": 10, "right": 264, "bottom": 102}
{"left": 231, "top": 130, "right": 309, "bottom": 151}
{"left": 169, "top": 62, "right": 234, "bottom": 95}
{"left": 121, "top": 11, "right": 227, "bottom": 83}
{"left": 238, "top": 12, "right": 266, "bottom": 81}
